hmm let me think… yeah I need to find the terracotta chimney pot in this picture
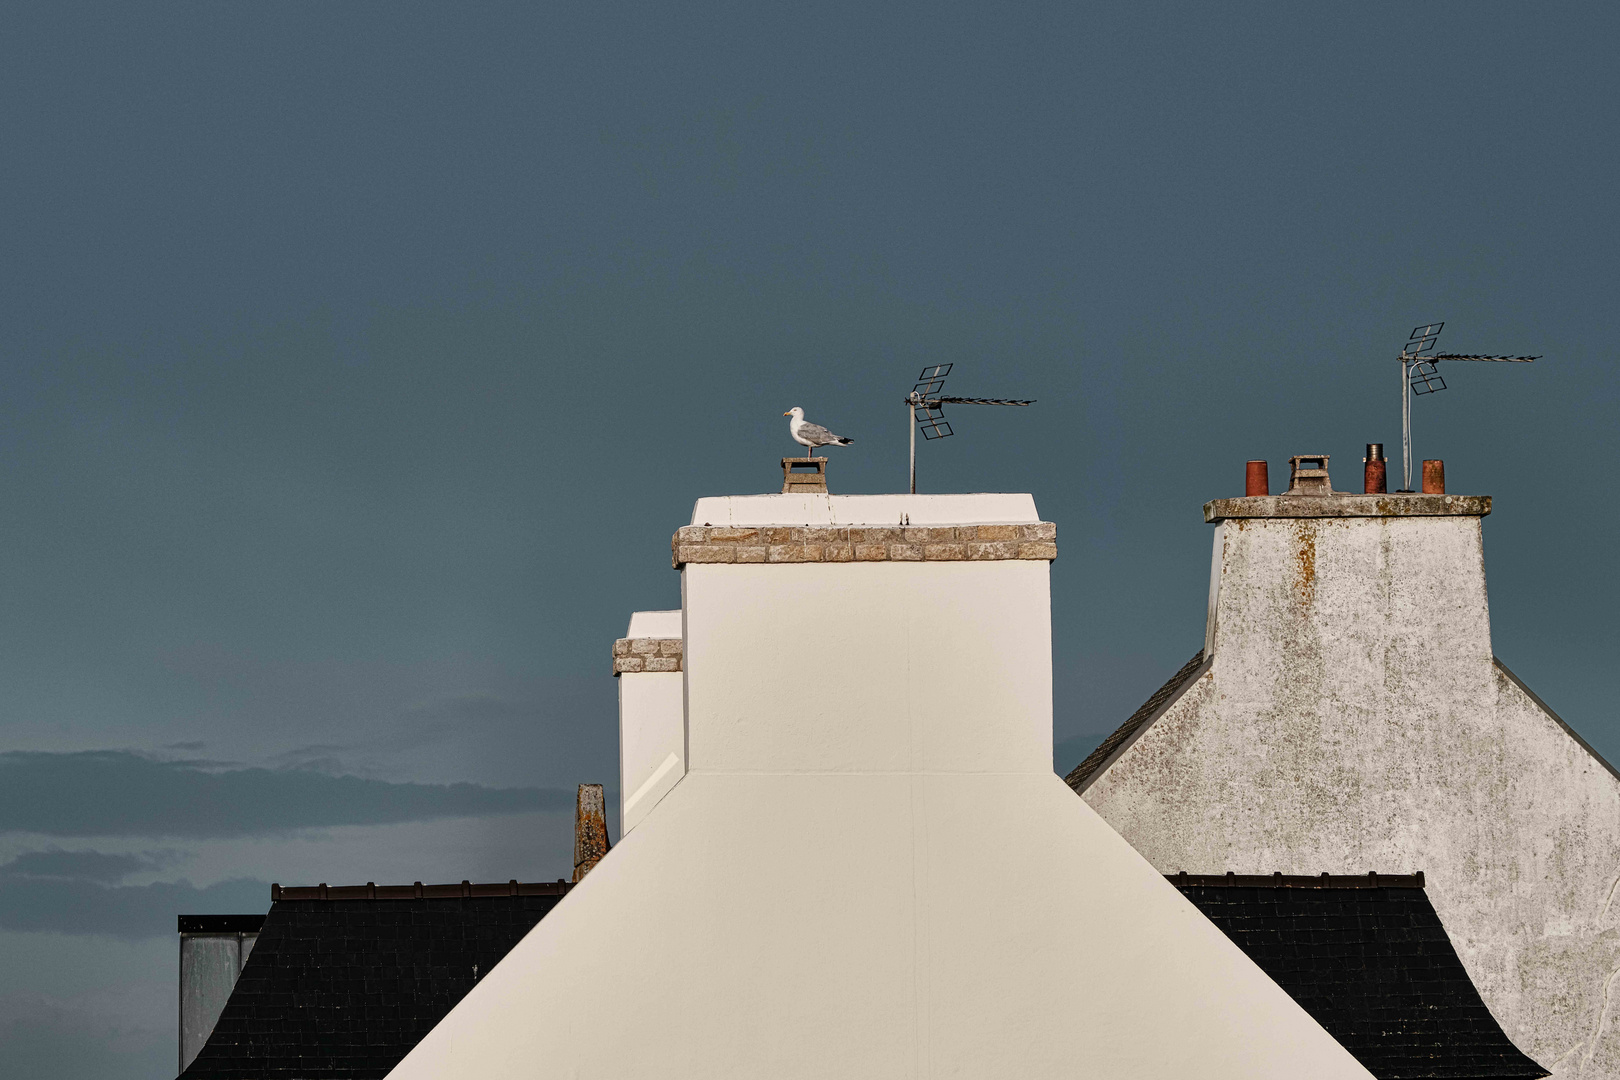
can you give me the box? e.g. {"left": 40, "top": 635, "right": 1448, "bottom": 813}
{"left": 1245, "top": 461, "right": 1269, "bottom": 497}
{"left": 1364, "top": 444, "right": 1387, "bottom": 494}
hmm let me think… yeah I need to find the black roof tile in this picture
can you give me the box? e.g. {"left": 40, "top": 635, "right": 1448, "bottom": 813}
{"left": 1169, "top": 876, "right": 1547, "bottom": 1080}
{"left": 179, "top": 887, "right": 569, "bottom": 1080}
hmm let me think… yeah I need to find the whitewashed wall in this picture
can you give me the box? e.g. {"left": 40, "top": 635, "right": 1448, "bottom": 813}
{"left": 1081, "top": 495, "right": 1620, "bottom": 1079}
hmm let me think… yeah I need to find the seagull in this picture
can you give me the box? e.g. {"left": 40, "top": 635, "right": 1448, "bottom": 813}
{"left": 784, "top": 407, "right": 853, "bottom": 457}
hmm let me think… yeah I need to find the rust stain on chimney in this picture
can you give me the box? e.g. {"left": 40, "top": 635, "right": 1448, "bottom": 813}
{"left": 573, "top": 784, "right": 611, "bottom": 882}
{"left": 1295, "top": 524, "right": 1317, "bottom": 604}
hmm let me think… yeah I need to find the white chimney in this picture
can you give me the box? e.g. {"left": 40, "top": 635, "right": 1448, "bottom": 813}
{"left": 389, "top": 492, "right": 1371, "bottom": 1079}
{"left": 1076, "top": 459, "right": 1620, "bottom": 1079}
{"left": 614, "top": 609, "right": 685, "bottom": 835}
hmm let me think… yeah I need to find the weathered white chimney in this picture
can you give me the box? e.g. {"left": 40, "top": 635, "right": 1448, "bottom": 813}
{"left": 1074, "top": 458, "right": 1620, "bottom": 1079}
{"left": 390, "top": 491, "right": 1371, "bottom": 1080}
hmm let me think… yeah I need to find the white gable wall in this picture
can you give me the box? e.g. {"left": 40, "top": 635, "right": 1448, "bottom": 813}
{"left": 1081, "top": 497, "right": 1620, "bottom": 1079}
{"left": 388, "top": 494, "right": 1371, "bottom": 1079}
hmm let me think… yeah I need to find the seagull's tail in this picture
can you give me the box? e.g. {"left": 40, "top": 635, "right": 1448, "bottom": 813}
{"left": 833, "top": 436, "right": 853, "bottom": 446}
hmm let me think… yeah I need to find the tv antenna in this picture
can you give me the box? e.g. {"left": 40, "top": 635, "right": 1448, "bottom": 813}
{"left": 1397, "top": 322, "right": 1539, "bottom": 492}
{"left": 906, "top": 364, "right": 1035, "bottom": 494}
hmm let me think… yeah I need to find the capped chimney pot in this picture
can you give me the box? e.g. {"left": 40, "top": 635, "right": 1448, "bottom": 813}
{"left": 782, "top": 457, "right": 829, "bottom": 494}
{"left": 1422, "top": 459, "right": 1445, "bottom": 495}
{"left": 1245, "top": 461, "right": 1269, "bottom": 497}
{"left": 1285, "top": 455, "right": 1332, "bottom": 496}
{"left": 1364, "top": 444, "right": 1387, "bottom": 494}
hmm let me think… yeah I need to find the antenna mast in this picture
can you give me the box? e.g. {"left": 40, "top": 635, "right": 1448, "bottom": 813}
{"left": 905, "top": 365, "right": 1035, "bottom": 494}
{"left": 1396, "top": 323, "right": 1539, "bottom": 491}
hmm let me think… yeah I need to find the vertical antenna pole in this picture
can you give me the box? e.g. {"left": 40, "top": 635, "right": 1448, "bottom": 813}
{"left": 909, "top": 402, "right": 917, "bottom": 494}
{"left": 1401, "top": 357, "right": 1412, "bottom": 490}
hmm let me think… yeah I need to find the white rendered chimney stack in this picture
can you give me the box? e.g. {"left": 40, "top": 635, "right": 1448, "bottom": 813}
{"left": 390, "top": 492, "right": 1372, "bottom": 1080}
{"left": 675, "top": 495, "right": 1058, "bottom": 777}
{"left": 613, "top": 609, "right": 685, "bottom": 835}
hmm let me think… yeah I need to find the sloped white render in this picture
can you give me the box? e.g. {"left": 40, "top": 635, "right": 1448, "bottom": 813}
{"left": 618, "top": 609, "right": 685, "bottom": 834}
{"left": 389, "top": 494, "right": 1371, "bottom": 1080}
{"left": 1078, "top": 492, "right": 1620, "bottom": 1079}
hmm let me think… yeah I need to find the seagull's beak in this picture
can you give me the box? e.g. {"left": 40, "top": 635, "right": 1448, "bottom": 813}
{"left": 783, "top": 410, "right": 791, "bottom": 416}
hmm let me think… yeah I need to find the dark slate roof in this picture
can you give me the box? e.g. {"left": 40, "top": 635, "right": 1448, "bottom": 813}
{"left": 1169, "top": 872, "right": 1547, "bottom": 1080}
{"left": 179, "top": 880, "right": 571, "bottom": 1080}
{"left": 1063, "top": 649, "right": 1206, "bottom": 792}
{"left": 179, "top": 915, "right": 265, "bottom": 934}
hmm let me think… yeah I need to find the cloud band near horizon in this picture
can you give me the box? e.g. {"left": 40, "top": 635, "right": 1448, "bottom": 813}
{"left": 0, "top": 751, "right": 575, "bottom": 839}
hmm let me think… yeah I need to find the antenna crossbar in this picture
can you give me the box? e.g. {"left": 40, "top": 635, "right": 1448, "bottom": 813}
{"left": 1395, "top": 322, "right": 1540, "bottom": 491}
{"left": 904, "top": 365, "right": 1036, "bottom": 493}
{"left": 1425, "top": 354, "right": 1539, "bottom": 363}
{"left": 925, "top": 396, "right": 1037, "bottom": 406}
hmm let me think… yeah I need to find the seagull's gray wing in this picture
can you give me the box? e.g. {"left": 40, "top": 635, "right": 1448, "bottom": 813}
{"left": 797, "top": 421, "right": 843, "bottom": 445}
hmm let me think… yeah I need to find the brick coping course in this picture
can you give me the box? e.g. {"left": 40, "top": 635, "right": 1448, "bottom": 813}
{"left": 672, "top": 522, "right": 1057, "bottom": 568}
{"left": 612, "top": 637, "right": 683, "bottom": 675}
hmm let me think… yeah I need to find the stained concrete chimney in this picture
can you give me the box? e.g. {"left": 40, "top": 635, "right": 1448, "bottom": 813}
{"left": 390, "top": 491, "right": 1373, "bottom": 1080}
{"left": 572, "top": 784, "right": 610, "bottom": 882}
{"left": 614, "top": 609, "right": 684, "bottom": 835}
{"left": 1075, "top": 470, "right": 1620, "bottom": 1077}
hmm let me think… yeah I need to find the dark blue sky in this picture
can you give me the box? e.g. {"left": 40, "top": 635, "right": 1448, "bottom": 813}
{"left": 1, "top": 3, "right": 1615, "bottom": 1075}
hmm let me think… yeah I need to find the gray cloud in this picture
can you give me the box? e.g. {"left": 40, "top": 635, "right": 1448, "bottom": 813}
{"left": 263, "top": 744, "right": 361, "bottom": 776}
{"left": 0, "top": 849, "right": 177, "bottom": 884}
{"left": 0, "top": 751, "right": 573, "bottom": 839}
{"left": 0, "top": 873, "right": 266, "bottom": 938}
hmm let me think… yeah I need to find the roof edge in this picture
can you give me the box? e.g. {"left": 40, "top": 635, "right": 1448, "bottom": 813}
{"left": 1205, "top": 494, "right": 1490, "bottom": 522}
{"left": 270, "top": 879, "right": 573, "bottom": 902}
{"left": 179, "top": 914, "right": 266, "bottom": 933}
{"left": 1168, "top": 871, "right": 1426, "bottom": 889}
{"left": 1494, "top": 657, "right": 1620, "bottom": 786}
{"left": 1064, "top": 650, "right": 1210, "bottom": 793}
